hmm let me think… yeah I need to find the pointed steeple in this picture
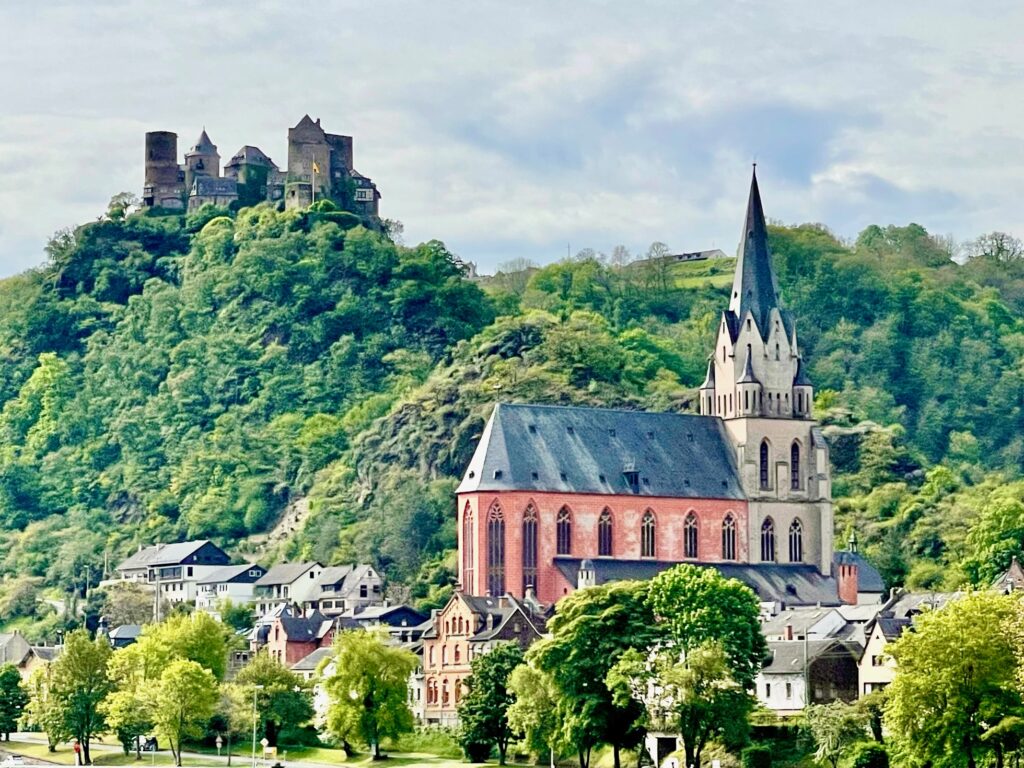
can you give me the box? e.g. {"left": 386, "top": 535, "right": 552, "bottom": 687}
{"left": 737, "top": 347, "right": 759, "bottom": 384}
{"left": 729, "top": 166, "right": 781, "bottom": 336}
{"left": 190, "top": 128, "right": 216, "bottom": 154}
{"left": 700, "top": 359, "right": 715, "bottom": 390}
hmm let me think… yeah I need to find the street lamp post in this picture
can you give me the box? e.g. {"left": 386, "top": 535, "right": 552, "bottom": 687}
{"left": 251, "top": 684, "right": 265, "bottom": 768}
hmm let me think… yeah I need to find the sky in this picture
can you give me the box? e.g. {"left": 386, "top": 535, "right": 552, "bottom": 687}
{"left": 1, "top": 1, "right": 1023, "bottom": 277}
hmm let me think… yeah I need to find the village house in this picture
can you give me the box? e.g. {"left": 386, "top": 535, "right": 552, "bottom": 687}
{"left": 339, "top": 603, "right": 428, "bottom": 644}
{"left": 421, "top": 592, "right": 546, "bottom": 726}
{"left": 302, "top": 564, "right": 383, "bottom": 617}
{"left": 195, "top": 563, "right": 267, "bottom": 613}
{"left": 260, "top": 609, "right": 335, "bottom": 667}
{"left": 755, "top": 639, "right": 862, "bottom": 715}
{"left": 111, "top": 540, "right": 231, "bottom": 605}
{"left": 253, "top": 562, "right": 324, "bottom": 616}
{"left": 291, "top": 647, "right": 333, "bottom": 683}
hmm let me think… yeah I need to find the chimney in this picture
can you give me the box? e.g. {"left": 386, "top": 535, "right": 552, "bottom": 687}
{"left": 784, "top": 624, "right": 793, "bottom": 641}
{"left": 838, "top": 561, "right": 859, "bottom": 605}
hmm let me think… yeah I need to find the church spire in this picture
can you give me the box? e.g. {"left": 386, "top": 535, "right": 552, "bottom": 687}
{"left": 728, "top": 166, "right": 781, "bottom": 336}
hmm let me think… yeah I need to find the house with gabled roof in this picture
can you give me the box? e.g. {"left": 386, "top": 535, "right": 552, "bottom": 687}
{"left": 253, "top": 562, "right": 323, "bottom": 616}
{"left": 756, "top": 638, "right": 862, "bottom": 715}
{"left": 111, "top": 540, "right": 231, "bottom": 604}
{"left": 303, "top": 564, "right": 383, "bottom": 617}
{"left": 420, "top": 591, "right": 546, "bottom": 726}
{"left": 196, "top": 563, "right": 267, "bottom": 613}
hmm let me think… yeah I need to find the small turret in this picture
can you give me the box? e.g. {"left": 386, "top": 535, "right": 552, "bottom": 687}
{"left": 699, "top": 360, "right": 716, "bottom": 415}
{"left": 184, "top": 129, "right": 220, "bottom": 191}
{"left": 577, "top": 559, "right": 597, "bottom": 589}
{"left": 736, "top": 346, "right": 763, "bottom": 416}
{"left": 793, "top": 358, "right": 813, "bottom": 418}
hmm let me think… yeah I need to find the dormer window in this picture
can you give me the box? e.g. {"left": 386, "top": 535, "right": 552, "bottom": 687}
{"left": 624, "top": 470, "right": 640, "bottom": 493}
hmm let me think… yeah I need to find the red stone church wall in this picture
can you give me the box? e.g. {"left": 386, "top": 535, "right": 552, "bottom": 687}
{"left": 457, "top": 491, "right": 749, "bottom": 605}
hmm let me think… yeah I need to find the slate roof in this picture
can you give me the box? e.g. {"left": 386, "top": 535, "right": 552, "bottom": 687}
{"left": 226, "top": 145, "right": 278, "bottom": 169}
{"left": 291, "top": 647, "right": 333, "bottom": 672}
{"left": 317, "top": 565, "right": 354, "bottom": 588}
{"left": 109, "top": 624, "right": 142, "bottom": 640}
{"left": 886, "top": 591, "right": 961, "bottom": 619}
{"left": 762, "top": 639, "right": 862, "bottom": 674}
{"left": 29, "top": 646, "right": 60, "bottom": 662}
{"left": 762, "top": 607, "right": 843, "bottom": 638}
{"left": 198, "top": 564, "right": 264, "bottom": 585}
{"left": 190, "top": 129, "right": 217, "bottom": 153}
{"left": 875, "top": 617, "right": 912, "bottom": 640}
{"left": 794, "top": 359, "right": 812, "bottom": 387}
{"left": 457, "top": 403, "right": 744, "bottom": 499}
{"left": 553, "top": 557, "right": 843, "bottom": 607}
{"left": 192, "top": 177, "right": 238, "bottom": 196}
{"left": 116, "top": 540, "right": 221, "bottom": 571}
{"left": 279, "top": 611, "right": 333, "bottom": 642}
{"left": 421, "top": 593, "right": 546, "bottom": 642}
{"left": 832, "top": 551, "right": 885, "bottom": 593}
{"left": 345, "top": 604, "right": 427, "bottom": 626}
{"left": 256, "top": 562, "right": 321, "bottom": 587}
{"left": 727, "top": 168, "right": 793, "bottom": 341}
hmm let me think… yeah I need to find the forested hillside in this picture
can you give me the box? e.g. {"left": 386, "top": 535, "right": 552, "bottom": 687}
{"left": 2, "top": 195, "right": 1024, "bottom": 638}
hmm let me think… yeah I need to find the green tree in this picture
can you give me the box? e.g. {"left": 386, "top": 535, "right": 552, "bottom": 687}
{"left": 22, "top": 664, "right": 68, "bottom": 751}
{"left": 528, "top": 582, "right": 659, "bottom": 768}
{"left": 645, "top": 564, "right": 767, "bottom": 690}
{"left": 100, "top": 582, "right": 155, "bottom": 627}
{"left": 806, "top": 702, "right": 867, "bottom": 768}
{"left": 231, "top": 653, "right": 313, "bottom": 746}
{"left": 608, "top": 642, "right": 750, "bottom": 768}
{"left": 102, "top": 643, "right": 155, "bottom": 758}
{"left": 137, "top": 612, "right": 230, "bottom": 680}
{"left": 457, "top": 642, "right": 523, "bottom": 765}
{"left": 323, "top": 630, "right": 417, "bottom": 759}
{"left": 507, "top": 664, "right": 566, "bottom": 767}
{"left": 886, "top": 592, "right": 1022, "bottom": 768}
{"left": 147, "top": 660, "right": 219, "bottom": 766}
{"left": 49, "top": 629, "right": 113, "bottom": 764}
{"left": 0, "top": 664, "right": 28, "bottom": 740}
{"left": 218, "top": 599, "right": 256, "bottom": 633}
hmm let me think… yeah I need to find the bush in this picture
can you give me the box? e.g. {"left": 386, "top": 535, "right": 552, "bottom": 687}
{"left": 462, "top": 740, "right": 492, "bottom": 763}
{"left": 849, "top": 742, "right": 888, "bottom": 768}
{"left": 741, "top": 745, "right": 771, "bottom": 768}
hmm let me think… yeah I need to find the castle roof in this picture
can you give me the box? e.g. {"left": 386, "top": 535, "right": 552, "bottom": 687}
{"left": 189, "top": 129, "right": 217, "bottom": 155}
{"left": 456, "top": 403, "right": 744, "bottom": 500}
{"left": 226, "top": 146, "right": 278, "bottom": 169}
{"left": 191, "top": 177, "right": 237, "bottom": 197}
{"left": 291, "top": 114, "right": 326, "bottom": 139}
{"left": 728, "top": 168, "right": 790, "bottom": 340}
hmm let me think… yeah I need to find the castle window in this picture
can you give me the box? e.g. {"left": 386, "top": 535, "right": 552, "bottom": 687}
{"left": 556, "top": 507, "right": 573, "bottom": 555}
{"left": 761, "top": 518, "right": 776, "bottom": 562}
{"left": 641, "top": 510, "right": 656, "bottom": 558}
{"left": 522, "top": 505, "right": 538, "bottom": 593}
{"left": 789, "top": 519, "right": 804, "bottom": 563}
{"left": 684, "top": 512, "right": 698, "bottom": 559}
{"left": 598, "top": 509, "right": 613, "bottom": 556}
{"left": 487, "top": 502, "right": 505, "bottom": 596}
{"left": 791, "top": 441, "right": 801, "bottom": 490}
{"left": 760, "top": 441, "right": 771, "bottom": 490}
{"left": 722, "top": 514, "right": 737, "bottom": 560}
{"left": 462, "top": 504, "right": 474, "bottom": 591}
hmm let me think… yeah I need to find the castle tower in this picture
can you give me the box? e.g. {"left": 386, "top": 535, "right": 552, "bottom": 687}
{"left": 285, "top": 115, "right": 331, "bottom": 209}
{"left": 184, "top": 129, "right": 220, "bottom": 193}
{"left": 700, "top": 168, "right": 833, "bottom": 574}
{"left": 142, "top": 131, "right": 185, "bottom": 210}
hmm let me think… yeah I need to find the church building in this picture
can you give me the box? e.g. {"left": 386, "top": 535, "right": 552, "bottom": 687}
{"left": 455, "top": 170, "right": 861, "bottom": 609}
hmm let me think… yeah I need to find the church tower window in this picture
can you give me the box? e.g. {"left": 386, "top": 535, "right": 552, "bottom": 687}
{"left": 522, "top": 505, "right": 538, "bottom": 592}
{"left": 487, "top": 502, "right": 505, "bottom": 596}
{"left": 598, "top": 509, "right": 613, "bottom": 556}
{"left": 760, "top": 440, "right": 771, "bottom": 490}
{"left": 761, "top": 517, "right": 776, "bottom": 562}
{"left": 641, "top": 510, "right": 656, "bottom": 558}
{"left": 722, "top": 514, "right": 737, "bottom": 560}
{"left": 789, "top": 518, "right": 804, "bottom": 562}
{"left": 556, "top": 507, "right": 572, "bottom": 555}
{"left": 462, "top": 504, "right": 474, "bottom": 591}
{"left": 684, "top": 512, "right": 698, "bottom": 559}
{"left": 791, "top": 441, "right": 801, "bottom": 490}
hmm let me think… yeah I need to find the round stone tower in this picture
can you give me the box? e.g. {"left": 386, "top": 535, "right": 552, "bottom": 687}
{"left": 143, "top": 131, "right": 184, "bottom": 209}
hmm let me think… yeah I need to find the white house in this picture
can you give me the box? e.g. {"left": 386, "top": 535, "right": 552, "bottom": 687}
{"left": 196, "top": 563, "right": 267, "bottom": 613}
{"left": 112, "top": 540, "right": 232, "bottom": 604}
{"left": 756, "top": 639, "right": 861, "bottom": 715}
{"left": 253, "top": 562, "right": 323, "bottom": 616}
{"left": 304, "top": 564, "right": 383, "bottom": 616}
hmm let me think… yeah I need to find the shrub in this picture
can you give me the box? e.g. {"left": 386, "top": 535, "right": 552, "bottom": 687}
{"left": 849, "top": 742, "right": 888, "bottom": 768}
{"left": 462, "top": 740, "right": 492, "bottom": 763}
{"left": 741, "top": 745, "right": 771, "bottom": 768}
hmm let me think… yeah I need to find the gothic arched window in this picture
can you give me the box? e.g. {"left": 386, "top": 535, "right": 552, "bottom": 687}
{"left": 760, "top": 440, "right": 771, "bottom": 490}
{"left": 641, "top": 510, "right": 656, "bottom": 558}
{"left": 722, "top": 514, "right": 737, "bottom": 560}
{"left": 598, "top": 509, "right": 613, "bottom": 556}
{"left": 487, "top": 502, "right": 505, "bottom": 597}
{"left": 522, "top": 504, "right": 538, "bottom": 593}
{"left": 462, "top": 504, "right": 474, "bottom": 591}
{"left": 556, "top": 507, "right": 572, "bottom": 555}
{"left": 789, "top": 518, "right": 804, "bottom": 563}
{"left": 684, "top": 512, "right": 699, "bottom": 559}
{"left": 761, "top": 517, "right": 776, "bottom": 562}
{"left": 791, "top": 441, "right": 801, "bottom": 490}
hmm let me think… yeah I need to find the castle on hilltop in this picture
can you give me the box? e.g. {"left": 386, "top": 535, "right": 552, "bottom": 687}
{"left": 142, "top": 115, "right": 381, "bottom": 218}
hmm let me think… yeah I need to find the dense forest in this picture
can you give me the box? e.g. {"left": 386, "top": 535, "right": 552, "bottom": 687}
{"left": 2, "top": 194, "right": 1024, "bottom": 638}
